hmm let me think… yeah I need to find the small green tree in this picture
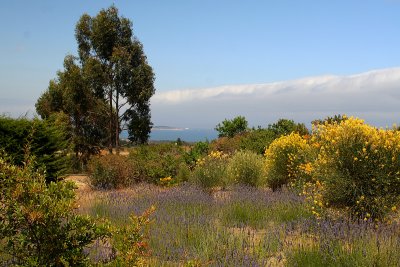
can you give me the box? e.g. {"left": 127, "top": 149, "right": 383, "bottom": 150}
{"left": 0, "top": 155, "right": 110, "bottom": 266}
{"left": 215, "top": 116, "right": 248, "bottom": 138}
{"left": 267, "top": 118, "right": 309, "bottom": 137}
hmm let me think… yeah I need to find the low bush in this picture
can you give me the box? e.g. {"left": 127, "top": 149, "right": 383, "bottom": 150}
{"left": 210, "top": 134, "right": 243, "bottom": 154}
{"left": 176, "top": 162, "right": 191, "bottom": 183}
{"left": 312, "top": 117, "right": 400, "bottom": 220}
{"left": 239, "top": 128, "right": 276, "bottom": 154}
{"left": 88, "top": 154, "right": 137, "bottom": 189}
{"left": 227, "top": 150, "right": 266, "bottom": 187}
{"left": 183, "top": 141, "right": 209, "bottom": 169}
{"left": 0, "top": 116, "right": 68, "bottom": 181}
{"left": 0, "top": 154, "right": 155, "bottom": 266}
{"left": 110, "top": 206, "right": 155, "bottom": 266}
{"left": 190, "top": 151, "right": 229, "bottom": 190}
{"left": 264, "top": 133, "right": 314, "bottom": 191}
{"left": 0, "top": 155, "right": 109, "bottom": 266}
{"left": 129, "top": 143, "right": 186, "bottom": 183}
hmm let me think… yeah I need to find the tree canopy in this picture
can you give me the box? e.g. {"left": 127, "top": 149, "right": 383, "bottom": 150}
{"left": 215, "top": 116, "right": 248, "bottom": 138}
{"left": 36, "top": 5, "right": 155, "bottom": 161}
{"left": 75, "top": 5, "right": 155, "bottom": 152}
{"left": 267, "top": 118, "right": 309, "bottom": 137}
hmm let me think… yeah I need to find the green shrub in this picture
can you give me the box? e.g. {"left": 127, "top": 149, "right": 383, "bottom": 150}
{"left": 227, "top": 150, "right": 266, "bottom": 187}
{"left": 190, "top": 151, "right": 229, "bottom": 189}
{"left": 176, "top": 162, "right": 191, "bottom": 183}
{"left": 184, "top": 141, "right": 210, "bottom": 169}
{"left": 265, "top": 133, "right": 314, "bottom": 191}
{"left": 0, "top": 155, "right": 109, "bottom": 266}
{"left": 210, "top": 134, "right": 243, "bottom": 154}
{"left": 0, "top": 154, "right": 155, "bottom": 266}
{"left": 129, "top": 143, "right": 186, "bottom": 183}
{"left": 239, "top": 128, "right": 276, "bottom": 154}
{"left": 0, "top": 116, "right": 68, "bottom": 181}
{"left": 110, "top": 206, "right": 155, "bottom": 266}
{"left": 88, "top": 154, "right": 137, "bottom": 189}
{"left": 312, "top": 117, "right": 400, "bottom": 220}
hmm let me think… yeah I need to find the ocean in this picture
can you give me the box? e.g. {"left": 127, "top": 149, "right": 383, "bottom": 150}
{"left": 121, "top": 128, "right": 218, "bottom": 143}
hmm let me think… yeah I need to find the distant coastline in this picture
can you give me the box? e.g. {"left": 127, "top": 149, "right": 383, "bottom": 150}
{"left": 152, "top": 126, "right": 189, "bottom": 131}
{"left": 121, "top": 127, "right": 218, "bottom": 142}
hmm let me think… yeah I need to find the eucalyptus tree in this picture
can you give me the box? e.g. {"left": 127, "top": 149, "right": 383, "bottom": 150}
{"left": 36, "top": 55, "right": 108, "bottom": 165}
{"left": 75, "top": 5, "right": 155, "bottom": 153}
{"left": 37, "top": 5, "right": 155, "bottom": 159}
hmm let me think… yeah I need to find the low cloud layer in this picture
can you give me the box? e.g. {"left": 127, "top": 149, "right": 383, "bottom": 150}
{"left": 151, "top": 68, "right": 400, "bottom": 128}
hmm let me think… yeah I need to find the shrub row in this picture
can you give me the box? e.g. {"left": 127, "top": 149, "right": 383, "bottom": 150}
{"left": 88, "top": 143, "right": 197, "bottom": 188}
{"left": 88, "top": 116, "right": 400, "bottom": 221}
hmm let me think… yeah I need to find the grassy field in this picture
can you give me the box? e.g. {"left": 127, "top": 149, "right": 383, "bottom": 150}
{"left": 74, "top": 178, "right": 400, "bottom": 266}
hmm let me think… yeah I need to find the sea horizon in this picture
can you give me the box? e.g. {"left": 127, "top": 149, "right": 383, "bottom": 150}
{"left": 121, "top": 128, "right": 218, "bottom": 142}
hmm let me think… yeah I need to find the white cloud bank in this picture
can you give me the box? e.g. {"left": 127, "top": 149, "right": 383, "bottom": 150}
{"left": 151, "top": 68, "right": 400, "bottom": 128}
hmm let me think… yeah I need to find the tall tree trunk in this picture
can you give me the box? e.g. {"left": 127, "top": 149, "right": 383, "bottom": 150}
{"left": 108, "top": 89, "right": 113, "bottom": 154}
{"left": 115, "top": 90, "right": 120, "bottom": 155}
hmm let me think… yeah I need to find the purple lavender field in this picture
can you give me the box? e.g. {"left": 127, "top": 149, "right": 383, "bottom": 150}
{"left": 77, "top": 183, "right": 400, "bottom": 266}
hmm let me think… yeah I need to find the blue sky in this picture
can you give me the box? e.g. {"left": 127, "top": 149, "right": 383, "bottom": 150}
{"left": 1, "top": 1, "right": 400, "bottom": 127}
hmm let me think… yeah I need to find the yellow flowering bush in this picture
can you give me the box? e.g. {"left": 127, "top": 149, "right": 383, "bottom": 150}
{"left": 312, "top": 117, "right": 400, "bottom": 219}
{"left": 264, "top": 133, "right": 315, "bottom": 191}
{"left": 227, "top": 150, "right": 266, "bottom": 187}
{"left": 190, "top": 151, "right": 229, "bottom": 189}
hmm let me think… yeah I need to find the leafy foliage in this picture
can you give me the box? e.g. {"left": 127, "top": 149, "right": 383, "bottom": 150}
{"left": 215, "top": 116, "right": 248, "bottom": 138}
{"left": 210, "top": 135, "right": 243, "bottom": 154}
{"left": 0, "top": 116, "right": 67, "bottom": 181}
{"left": 183, "top": 141, "right": 210, "bottom": 169}
{"left": 227, "top": 150, "right": 266, "bottom": 187}
{"left": 264, "top": 133, "right": 314, "bottom": 191}
{"left": 75, "top": 5, "right": 155, "bottom": 149}
{"left": 37, "top": 5, "right": 156, "bottom": 160}
{"left": 0, "top": 156, "right": 109, "bottom": 266}
{"left": 311, "top": 114, "right": 348, "bottom": 127}
{"left": 312, "top": 117, "right": 400, "bottom": 219}
{"left": 110, "top": 206, "right": 155, "bottom": 266}
{"left": 36, "top": 56, "right": 109, "bottom": 165}
{"left": 267, "top": 118, "right": 309, "bottom": 137}
{"left": 129, "top": 143, "right": 186, "bottom": 183}
{"left": 239, "top": 128, "right": 277, "bottom": 154}
{"left": 190, "top": 151, "right": 229, "bottom": 190}
{"left": 88, "top": 154, "right": 138, "bottom": 189}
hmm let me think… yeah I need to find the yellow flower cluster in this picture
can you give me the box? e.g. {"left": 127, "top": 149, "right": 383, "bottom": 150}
{"left": 298, "top": 162, "right": 313, "bottom": 175}
{"left": 299, "top": 180, "right": 326, "bottom": 219}
{"left": 159, "top": 176, "right": 172, "bottom": 182}
{"left": 196, "top": 151, "right": 228, "bottom": 166}
{"left": 159, "top": 176, "right": 174, "bottom": 186}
